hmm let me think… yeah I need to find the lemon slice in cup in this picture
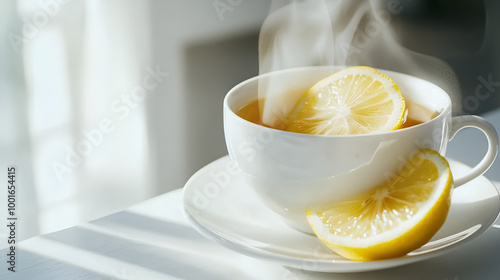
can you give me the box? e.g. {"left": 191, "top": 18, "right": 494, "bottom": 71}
{"left": 286, "top": 66, "right": 406, "bottom": 135}
{"left": 306, "top": 149, "right": 453, "bottom": 261}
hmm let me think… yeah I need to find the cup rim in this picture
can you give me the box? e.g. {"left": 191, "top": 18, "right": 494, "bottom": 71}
{"left": 224, "top": 66, "right": 452, "bottom": 138}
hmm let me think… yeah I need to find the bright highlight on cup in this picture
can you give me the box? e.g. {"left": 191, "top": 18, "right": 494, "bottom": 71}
{"left": 224, "top": 66, "right": 498, "bottom": 234}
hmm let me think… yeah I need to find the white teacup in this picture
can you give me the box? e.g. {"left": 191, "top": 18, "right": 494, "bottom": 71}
{"left": 223, "top": 66, "right": 499, "bottom": 233}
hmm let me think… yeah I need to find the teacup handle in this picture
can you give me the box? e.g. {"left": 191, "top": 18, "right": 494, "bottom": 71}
{"left": 449, "top": 115, "right": 499, "bottom": 187}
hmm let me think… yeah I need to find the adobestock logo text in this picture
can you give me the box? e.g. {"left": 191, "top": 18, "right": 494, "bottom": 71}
{"left": 51, "top": 65, "right": 169, "bottom": 182}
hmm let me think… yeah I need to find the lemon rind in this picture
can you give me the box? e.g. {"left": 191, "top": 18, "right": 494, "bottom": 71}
{"left": 287, "top": 66, "right": 406, "bottom": 135}
{"left": 306, "top": 149, "right": 453, "bottom": 260}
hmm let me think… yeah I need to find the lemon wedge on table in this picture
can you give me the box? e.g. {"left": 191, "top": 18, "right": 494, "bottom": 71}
{"left": 306, "top": 149, "right": 453, "bottom": 261}
{"left": 286, "top": 66, "right": 406, "bottom": 135}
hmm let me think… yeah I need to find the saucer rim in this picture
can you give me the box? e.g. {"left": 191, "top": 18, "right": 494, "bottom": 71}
{"left": 183, "top": 155, "right": 500, "bottom": 273}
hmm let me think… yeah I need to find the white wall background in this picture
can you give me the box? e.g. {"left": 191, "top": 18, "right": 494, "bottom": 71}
{"left": 0, "top": 0, "right": 269, "bottom": 245}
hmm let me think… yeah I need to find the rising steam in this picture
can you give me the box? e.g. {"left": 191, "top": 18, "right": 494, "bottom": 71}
{"left": 258, "top": 0, "right": 461, "bottom": 127}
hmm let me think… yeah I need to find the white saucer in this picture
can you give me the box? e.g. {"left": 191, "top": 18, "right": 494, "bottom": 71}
{"left": 183, "top": 156, "right": 500, "bottom": 273}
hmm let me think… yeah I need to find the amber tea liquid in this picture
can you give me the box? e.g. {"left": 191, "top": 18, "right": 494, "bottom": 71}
{"left": 236, "top": 99, "right": 437, "bottom": 130}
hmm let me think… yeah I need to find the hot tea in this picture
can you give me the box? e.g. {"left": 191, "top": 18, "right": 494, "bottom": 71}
{"left": 236, "top": 98, "right": 437, "bottom": 131}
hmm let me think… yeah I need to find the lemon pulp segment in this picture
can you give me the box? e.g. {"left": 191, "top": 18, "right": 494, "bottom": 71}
{"left": 286, "top": 66, "right": 406, "bottom": 135}
{"left": 307, "top": 149, "right": 453, "bottom": 261}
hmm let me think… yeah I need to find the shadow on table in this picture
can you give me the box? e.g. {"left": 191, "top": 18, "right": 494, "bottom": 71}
{"left": 9, "top": 209, "right": 498, "bottom": 279}
{"left": 91, "top": 211, "right": 204, "bottom": 241}
{"left": 41, "top": 211, "right": 268, "bottom": 280}
{"left": 0, "top": 249, "right": 110, "bottom": 280}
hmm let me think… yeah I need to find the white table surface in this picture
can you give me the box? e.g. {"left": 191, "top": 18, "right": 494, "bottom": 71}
{"left": 2, "top": 109, "right": 500, "bottom": 280}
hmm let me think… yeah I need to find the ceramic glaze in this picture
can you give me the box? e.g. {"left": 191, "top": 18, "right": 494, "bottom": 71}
{"left": 223, "top": 67, "right": 498, "bottom": 232}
